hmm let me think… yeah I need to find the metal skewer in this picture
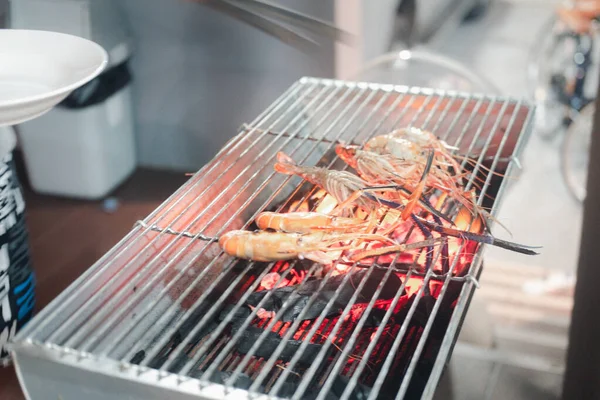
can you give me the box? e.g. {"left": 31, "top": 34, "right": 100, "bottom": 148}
{"left": 199, "top": 0, "right": 354, "bottom": 52}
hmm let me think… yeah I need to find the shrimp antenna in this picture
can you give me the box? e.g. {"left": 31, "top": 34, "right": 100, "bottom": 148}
{"left": 360, "top": 187, "right": 455, "bottom": 225}
{"left": 414, "top": 216, "right": 541, "bottom": 255}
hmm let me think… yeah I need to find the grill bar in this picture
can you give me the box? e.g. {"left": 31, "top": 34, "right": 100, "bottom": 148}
{"left": 395, "top": 98, "right": 512, "bottom": 399}
{"left": 254, "top": 95, "right": 438, "bottom": 396}
{"left": 13, "top": 77, "right": 534, "bottom": 400}
{"left": 219, "top": 90, "right": 393, "bottom": 386}
{"left": 14, "top": 80, "right": 307, "bottom": 344}
{"left": 68, "top": 83, "right": 338, "bottom": 352}
{"left": 153, "top": 85, "right": 372, "bottom": 371}
{"left": 363, "top": 94, "right": 490, "bottom": 399}
{"left": 338, "top": 262, "right": 411, "bottom": 400}
{"left": 288, "top": 266, "right": 388, "bottom": 400}
{"left": 421, "top": 100, "right": 533, "bottom": 399}
{"left": 168, "top": 86, "right": 375, "bottom": 375}
{"left": 283, "top": 90, "right": 443, "bottom": 400}
{"left": 315, "top": 263, "right": 399, "bottom": 400}
{"left": 24, "top": 80, "right": 313, "bottom": 344}
{"left": 314, "top": 90, "right": 452, "bottom": 400}
{"left": 267, "top": 93, "right": 436, "bottom": 400}
{"left": 117, "top": 83, "right": 359, "bottom": 365}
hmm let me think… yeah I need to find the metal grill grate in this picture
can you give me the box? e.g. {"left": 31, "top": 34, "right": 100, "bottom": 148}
{"left": 12, "top": 77, "right": 534, "bottom": 400}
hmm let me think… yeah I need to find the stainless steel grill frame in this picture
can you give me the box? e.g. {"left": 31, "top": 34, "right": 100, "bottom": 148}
{"left": 11, "top": 77, "right": 534, "bottom": 400}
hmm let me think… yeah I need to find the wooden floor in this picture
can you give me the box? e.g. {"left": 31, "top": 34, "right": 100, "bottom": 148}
{"left": 0, "top": 151, "right": 189, "bottom": 400}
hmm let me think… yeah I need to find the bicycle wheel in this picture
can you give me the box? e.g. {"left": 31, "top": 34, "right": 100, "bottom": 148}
{"left": 531, "top": 21, "right": 579, "bottom": 140}
{"left": 561, "top": 102, "right": 595, "bottom": 203}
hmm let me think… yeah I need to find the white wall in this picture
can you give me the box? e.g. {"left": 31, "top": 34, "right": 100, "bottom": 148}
{"left": 334, "top": 0, "right": 399, "bottom": 79}
{"left": 116, "top": 0, "right": 336, "bottom": 171}
{"left": 8, "top": 0, "right": 400, "bottom": 172}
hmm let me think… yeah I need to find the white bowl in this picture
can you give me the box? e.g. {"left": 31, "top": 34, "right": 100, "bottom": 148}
{"left": 0, "top": 29, "right": 108, "bottom": 126}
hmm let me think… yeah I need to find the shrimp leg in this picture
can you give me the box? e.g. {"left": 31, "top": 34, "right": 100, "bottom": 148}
{"left": 411, "top": 214, "right": 435, "bottom": 272}
{"left": 409, "top": 191, "right": 451, "bottom": 273}
{"left": 348, "top": 237, "right": 447, "bottom": 262}
{"left": 411, "top": 213, "right": 450, "bottom": 274}
{"left": 360, "top": 186, "right": 455, "bottom": 225}
{"left": 414, "top": 216, "right": 541, "bottom": 255}
{"left": 402, "top": 150, "right": 435, "bottom": 220}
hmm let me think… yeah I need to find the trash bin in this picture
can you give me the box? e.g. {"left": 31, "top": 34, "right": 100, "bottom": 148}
{"left": 9, "top": 0, "right": 137, "bottom": 199}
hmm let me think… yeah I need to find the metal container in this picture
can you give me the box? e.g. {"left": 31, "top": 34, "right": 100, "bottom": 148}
{"left": 10, "top": 77, "right": 534, "bottom": 400}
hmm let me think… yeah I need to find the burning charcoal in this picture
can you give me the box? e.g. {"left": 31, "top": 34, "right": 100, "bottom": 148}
{"left": 261, "top": 272, "right": 289, "bottom": 290}
{"left": 361, "top": 308, "right": 391, "bottom": 328}
{"left": 226, "top": 270, "right": 404, "bottom": 323}
{"left": 148, "top": 319, "right": 220, "bottom": 370}
{"left": 342, "top": 306, "right": 392, "bottom": 328}
{"left": 373, "top": 293, "right": 456, "bottom": 399}
{"left": 232, "top": 325, "right": 334, "bottom": 365}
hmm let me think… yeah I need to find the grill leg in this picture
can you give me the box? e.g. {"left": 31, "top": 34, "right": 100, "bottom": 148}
{"left": 432, "top": 364, "right": 455, "bottom": 400}
{"left": 457, "top": 290, "right": 495, "bottom": 349}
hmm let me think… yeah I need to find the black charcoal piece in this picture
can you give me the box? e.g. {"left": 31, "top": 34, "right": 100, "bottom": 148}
{"left": 232, "top": 325, "right": 334, "bottom": 365}
{"left": 227, "top": 269, "right": 404, "bottom": 322}
{"left": 211, "top": 370, "right": 254, "bottom": 390}
{"left": 360, "top": 307, "right": 392, "bottom": 328}
{"left": 130, "top": 350, "right": 145, "bottom": 364}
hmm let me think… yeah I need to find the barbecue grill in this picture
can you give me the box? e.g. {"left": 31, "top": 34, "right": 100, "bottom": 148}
{"left": 10, "top": 77, "right": 534, "bottom": 400}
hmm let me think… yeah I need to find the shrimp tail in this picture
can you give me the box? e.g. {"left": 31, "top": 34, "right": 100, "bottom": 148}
{"left": 416, "top": 217, "right": 541, "bottom": 255}
{"left": 274, "top": 152, "right": 303, "bottom": 176}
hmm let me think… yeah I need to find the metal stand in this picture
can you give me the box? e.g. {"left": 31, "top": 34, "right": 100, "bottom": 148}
{"left": 562, "top": 77, "right": 600, "bottom": 399}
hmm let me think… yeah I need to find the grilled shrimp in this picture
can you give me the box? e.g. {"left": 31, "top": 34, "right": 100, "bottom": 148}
{"left": 336, "top": 144, "right": 451, "bottom": 189}
{"left": 389, "top": 127, "right": 461, "bottom": 171}
{"left": 274, "top": 152, "right": 375, "bottom": 213}
{"left": 219, "top": 229, "right": 394, "bottom": 264}
{"left": 365, "top": 128, "right": 464, "bottom": 178}
{"left": 256, "top": 211, "right": 368, "bottom": 233}
{"left": 274, "top": 151, "right": 448, "bottom": 222}
{"left": 335, "top": 144, "right": 412, "bottom": 184}
{"left": 336, "top": 143, "right": 480, "bottom": 215}
{"left": 390, "top": 127, "right": 457, "bottom": 152}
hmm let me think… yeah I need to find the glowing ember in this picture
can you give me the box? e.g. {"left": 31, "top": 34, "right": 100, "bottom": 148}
{"left": 249, "top": 305, "right": 276, "bottom": 319}
{"left": 261, "top": 272, "right": 289, "bottom": 290}
{"left": 270, "top": 177, "right": 483, "bottom": 308}
{"left": 335, "top": 264, "right": 351, "bottom": 274}
{"left": 316, "top": 193, "right": 339, "bottom": 214}
{"left": 404, "top": 277, "right": 425, "bottom": 298}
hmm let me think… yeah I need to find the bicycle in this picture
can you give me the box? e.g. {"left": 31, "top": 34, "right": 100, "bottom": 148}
{"left": 529, "top": 1, "right": 600, "bottom": 203}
